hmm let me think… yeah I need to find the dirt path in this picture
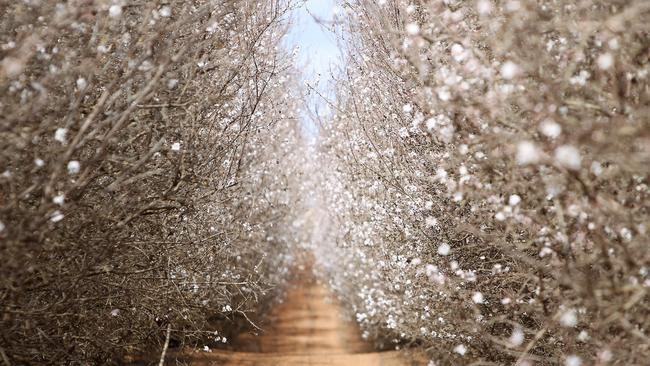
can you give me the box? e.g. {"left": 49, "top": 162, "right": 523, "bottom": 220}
{"left": 174, "top": 265, "right": 427, "bottom": 366}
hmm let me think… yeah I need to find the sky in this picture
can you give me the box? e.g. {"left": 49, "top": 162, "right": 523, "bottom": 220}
{"left": 283, "top": 0, "right": 342, "bottom": 137}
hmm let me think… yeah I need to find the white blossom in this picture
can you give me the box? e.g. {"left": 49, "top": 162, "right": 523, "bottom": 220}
{"left": 425, "top": 264, "right": 437, "bottom": 277}
{"left": 508, "top": 326, "right": 525, "bottom": 347}
{"left": 598, "top": 349, "right": 613, "bottom": 362}
{"left": 405, "top": 23, "right": 420, "bottom": 36}
{"left": 437, "top": 243, "right": 450, "bottom": 256}
{"left": 577, "top": 330, "right": 589, "bottom": 342}
{"left": 1, "top": 57, "right": 24, "bottom": 78}
{"left": 76, "top": 78, "right": 87, "bottom": 90}
{"left": 565, "top": 355, "right": 582, "bottom": 366}
{"left": 453, "top": 344, "right": 467, "bottom": 356}
{"left": 597, "top": 53, "right": 614, "bottom": 70}
{"left": 554, "top": 145, "right": 581, "bottom": 170}
{"left": 439, "top": 124, "right": 455, "bottom": 143}
{"left": 451, "top": 43, "right": 466, "bottom": 62}
{"left": 54, "top": 128, "right": 68, "bottom": 144}
{"left": 539, "top": 119, "right": 562, "bottom": 138}
{"left": 437, "top": 88, "right": 451, "bottom": 101}
{"left": 109, "top": 5, "right": 123, "bottom": 18}
{"left": 67, "top": 161, "right": 81, "bottom": 175}
{"left": 516, "top": 141, "right": 541, "bottom": 165}
{"left": 472, "top": 292, "right": 484, "bottom": 304}
{"left": 590, "top": 161, "right": 603, "bottom": 176}
{"left": 570, "top": 70, "right": 591, "bottom": 86}
{"left": 50, "top": 211, "right": 65, "bottom": 223}
{"left": 508, "top": 194, "right": 521, "bottom": 206}
{"left": 500, "top": 61, "right": 520, "bottom": 80}
{"left": 53, "top": 194, "right": 65, "bottom": 205}
{"left": 476, "top": 0, "right": 493, "bottom": 15}
{"left": 167, "top": 79, "right": 179, "bottom": 89}
{"left": 560, "top": 308, "right": 578, "bottom": 327}
{"left": 159, "top": 6, "right": 171, "bottom": 17}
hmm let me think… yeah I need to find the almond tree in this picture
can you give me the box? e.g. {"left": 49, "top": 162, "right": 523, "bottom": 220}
{"left": 0, "top": 1, "right": 303, "bottom": 363}
{"left": 318, "top": 0, "right": 650, "bottom": 364}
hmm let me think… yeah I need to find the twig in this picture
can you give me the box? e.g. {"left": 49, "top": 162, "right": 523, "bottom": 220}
{"left": 137, "top": 102, "right": 191, "bottom": 108}
{"left": 158, "top": 323, "right": 172, "bottom": 366}
{"left": 0, "top": 347, "right": 10, "bottom": 366}
{"left": 515, "top": 326, "right": 547, "bottom": 366}
{"left": 236, "top": 310, "right": 264, "bottom": 332}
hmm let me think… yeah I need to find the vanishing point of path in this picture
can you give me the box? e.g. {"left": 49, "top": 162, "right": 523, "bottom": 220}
{"left": 173, "top": 264, "right": 428, "bottom": 366}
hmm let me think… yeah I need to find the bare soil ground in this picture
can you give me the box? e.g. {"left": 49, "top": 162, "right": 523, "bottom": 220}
{"left": 168, "top": 264, "right": 427, "bottom": 365}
